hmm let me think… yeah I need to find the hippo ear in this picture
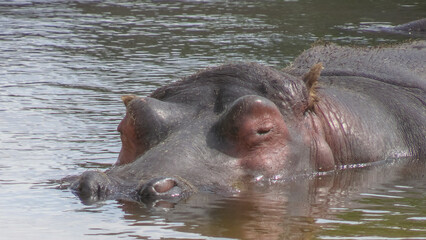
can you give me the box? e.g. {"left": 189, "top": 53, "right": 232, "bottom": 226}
{"left": 121, "top": 95, "right": 137, "bottom": 107}
{"left": 303, "top": 63, "right": 323, "bottom": 111}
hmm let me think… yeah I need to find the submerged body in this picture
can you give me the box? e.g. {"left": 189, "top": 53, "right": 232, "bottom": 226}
{"left": 351, "top": 18, "right": 426, "bottom": 38}
{"left": 71, "top": 41, "right": 425, "bottom": 204}
{"left": 389, "top": 18, "right": 426, "bottom": 36}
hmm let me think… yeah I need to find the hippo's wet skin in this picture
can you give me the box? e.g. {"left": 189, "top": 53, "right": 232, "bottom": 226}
{"left": 393, "top": 18, "right": 426, "bottom": 34}
{"left": 71, "top": 41, "right": 425, "bottom": 205}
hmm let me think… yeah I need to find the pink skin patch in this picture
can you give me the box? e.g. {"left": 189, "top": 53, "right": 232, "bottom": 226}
{"left": 116, "top": 112, "right": 143, "bottom": 165}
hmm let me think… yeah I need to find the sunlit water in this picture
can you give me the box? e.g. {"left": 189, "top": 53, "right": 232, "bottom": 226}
{"left": 0, "top": 1, "right": 425, "bottom": 239}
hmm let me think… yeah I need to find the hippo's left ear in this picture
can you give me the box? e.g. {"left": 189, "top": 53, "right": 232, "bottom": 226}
{"left": 121, "top": 95, "right": 137, "bottom": 107}
{"left": 303, "top": 63, "right": 323, "bottom": 111}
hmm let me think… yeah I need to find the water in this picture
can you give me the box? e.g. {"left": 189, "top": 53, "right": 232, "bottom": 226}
{"left": 0, "top": 0, "right": 425, "bottom": 239}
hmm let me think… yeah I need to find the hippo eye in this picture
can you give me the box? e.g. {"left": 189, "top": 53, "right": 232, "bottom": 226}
{"left": 256, "top": 127, "right": 272, "bottom": 135}
{"left": 218, "top": 95, "right": 288, "bottom": 149}
{"left": 255, "top": 121, "right": 274, "bottom": 136}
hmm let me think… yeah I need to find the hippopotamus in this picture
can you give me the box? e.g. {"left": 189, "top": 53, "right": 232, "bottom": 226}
{"left": 71, "top": 41, "right": 425, "bottom": 204}
{"left": 392, "top": 18, "right": 426, "bottom": 34}
{"left": 352, "top": 18, "right": 426, "bottom": 38}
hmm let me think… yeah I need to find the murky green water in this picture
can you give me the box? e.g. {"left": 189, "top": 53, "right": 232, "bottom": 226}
{"left": 0, "top": 1, "right": 424, "bottom": 239}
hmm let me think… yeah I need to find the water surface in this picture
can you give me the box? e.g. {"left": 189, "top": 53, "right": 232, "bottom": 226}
{"left": 0, "top": 0, "right": 425, "bottom": 239}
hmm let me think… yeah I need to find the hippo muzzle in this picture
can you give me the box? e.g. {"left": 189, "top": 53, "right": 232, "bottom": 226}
{"left": 71, "top": 171, "right": 192, "bottom": 205}
{"left": 70, "top": 171, "right": 112, "bottom": 201}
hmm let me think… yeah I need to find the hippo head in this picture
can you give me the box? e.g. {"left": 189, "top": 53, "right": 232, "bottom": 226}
{"left": 71, "top": 63, "right": 334, "bottom": 205}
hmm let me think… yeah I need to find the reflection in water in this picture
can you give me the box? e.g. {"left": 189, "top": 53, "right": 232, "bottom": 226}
{"left": 94, "top": 161, "right": 425, "bottom": 239}
{"left": 0, "top": 0, "right": 425, "bottom": 239}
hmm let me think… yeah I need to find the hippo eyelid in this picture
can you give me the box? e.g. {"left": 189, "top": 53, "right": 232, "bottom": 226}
{"left": 255, "top": 120, "right": 274, "bottom": 135}
{"left": 257, "top": 128, "right": 271, "bottom": 135}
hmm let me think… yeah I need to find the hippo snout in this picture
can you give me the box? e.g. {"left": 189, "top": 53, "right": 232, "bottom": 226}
{"left": 70, "top": 173, "right": 192, "bottom": 205}
{"left": 70, "top": 171, "right": 111, "bottom": 201}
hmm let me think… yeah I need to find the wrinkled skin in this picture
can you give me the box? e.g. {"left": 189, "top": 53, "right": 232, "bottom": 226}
{"left": 71, "top": 41, "right": 425, "bottom": 204}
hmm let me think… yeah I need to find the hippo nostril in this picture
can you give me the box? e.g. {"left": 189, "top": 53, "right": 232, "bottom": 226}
{"left": 153, "top": 178, "right": 177, "bottom": 193}
{"left": 138, "top": 177, "right": 185, "bottom": 201}
{"left": 70, "top": 171, "right": 111, "bottom": 202}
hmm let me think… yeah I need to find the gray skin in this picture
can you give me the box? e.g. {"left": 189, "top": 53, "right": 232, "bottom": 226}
{"left": 352, "top": 18, "right": 426, "bottom": 38}
{"left": 393, "top": 18, "right": 426, "bottom": 33}
{"left": 71, "top": 41, "right": 425, "bottom": 204}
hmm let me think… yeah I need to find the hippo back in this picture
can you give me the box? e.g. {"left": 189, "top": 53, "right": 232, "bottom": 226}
{"left": 286, "top": 41, "right": 426, "bottom": 91}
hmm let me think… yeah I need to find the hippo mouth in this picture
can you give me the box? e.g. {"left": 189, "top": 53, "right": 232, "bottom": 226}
{"left": 70, "top": 171, "right": 194, "bottom": 206}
